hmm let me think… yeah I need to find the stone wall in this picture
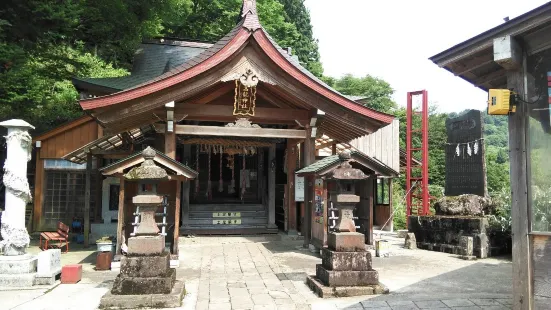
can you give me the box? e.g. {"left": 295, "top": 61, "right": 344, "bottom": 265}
{"left": 408, "top": 215, "right": 510, "bottom": 258}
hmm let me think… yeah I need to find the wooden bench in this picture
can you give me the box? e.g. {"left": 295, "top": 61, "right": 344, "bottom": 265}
{"left": 40, "top": 221, "right": 70, "bottom": 253}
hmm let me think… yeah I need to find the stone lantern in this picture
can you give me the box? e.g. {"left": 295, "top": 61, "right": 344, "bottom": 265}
{"left": 306, "top": 150, "right": 388, "bottom": 297}
{"left": 101, "top": 147, "right": 184, "bottom": 309}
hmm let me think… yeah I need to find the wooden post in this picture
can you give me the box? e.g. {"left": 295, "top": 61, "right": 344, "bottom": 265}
{"left": 182, "top": 144, "right": 191, "bottom": 228}
{"left": 368, "top": 178, "right": 374, "bottom": 245}
{"left": 165, "top": 131, "right": 176, "bottom": 159}
{"left": 507, "top": 66, "right": 533, "bottom": 310}
{"left": 95, "top": 155, "right": 103, "bottom": 222}
{"left": 84, "top": 152, "right": 92, "bottom": 248}
{"left": 331, "top": 144, "right": 337, "bottom": 155}
{"left": 388, "top": 180, "right": 393, "bottom": 232}
{"left": 303, "top": 126, "right": 315, "bottom": 248}
{"left": 286, "top": 140, "right": 297, "bottom": 234}
{"left": 33, "top": 152, "right": 44, "bottom": 232}
{"left": 173, "top": 180, "right": 181, "bottom": 255}
{"left": 268, "top": 145, "right": 277, "bottom": 228}
{"left": 115, "top": 176, "right": 125, "bottom": 255}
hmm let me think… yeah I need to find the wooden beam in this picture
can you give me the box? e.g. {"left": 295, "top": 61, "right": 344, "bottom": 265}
{"left": 90, "top": 149, "right": 133, "bottom": 156}
{"left": 173, "top": 180, "right": 181, "bottom": 255}
{"left": 156, "top": 124, "right": 306, "bottom": 139}
{"left": 507, "top": 56, "right": 533, "bottom": 309}
{"left": 525, "top": 23, "right": 551, "bottom": 55}
{"left": 84, "top": 153, "right": 92, "bottom": 248}
{"left": 474, "top": 69, "right": 507, "bottom": 87}
{"left": 186, "top": 82, "right": 234, "bottom": 104}
{"left": 115, "top": 176, "right": 125, "bottom": 255}
{"left": 174, "top": 104, "right": 309, "bottom": 123}
{"left": 451, "top": 51, "right": 495, "bottom": 75}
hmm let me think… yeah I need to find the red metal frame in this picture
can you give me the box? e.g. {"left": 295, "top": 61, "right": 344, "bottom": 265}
{"left": 406, "top": 90, "right": 430, "bottom": 220}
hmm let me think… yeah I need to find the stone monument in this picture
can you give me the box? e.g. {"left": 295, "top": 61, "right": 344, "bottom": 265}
{"left": 306, "top": 151, "right": 388, "bottom": 297}
{"left": 100, "top": 147, "right": 184, "bottom": 309}
{"left": 0, "top": 119, "right": 39, "bottom": 287}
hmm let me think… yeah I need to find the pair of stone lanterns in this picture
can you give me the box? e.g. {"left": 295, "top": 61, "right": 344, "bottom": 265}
{"left": 305, "top": 151, "right": 388, "bottom": 297}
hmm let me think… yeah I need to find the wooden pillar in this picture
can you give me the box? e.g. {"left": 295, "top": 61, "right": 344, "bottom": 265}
{"left": 388, "top": 180, "right": 394, "bottom": 232}
{"left": 303, "top": 126, "right": 315, "bottom": 248}
{"left": 115, "top": 176, "right": 125, "bottom": 255}
{"left": 268, "top": 145, "right": 277, "bottom": 228}
{"left": 286, "top": 140, "right": 297, "bottom": 234}
{"left": 165, "top": 131, "right": 176, "bottom": 159}
{"left": 182, "top": 145, "right": 191, "bottom": 228}
{"left": 84, "top": 152, "right": 92, "bottom": 248}
{"left": 331, "top": 144, "right": 337, "bottom": 155}
{"left": 95, "top": 155, "right": 103, "bottom": 222}
{"left": 173, "top": 180, "right": 181, "bottom": 255}
{"left": 507, "top": 64, "right": 533, "bottom": 310}
{"left": 367, "top": 177, "right": 374, "bottom": 245}
{"left": 33, "top": 151, "right": 44, "bottom": 232}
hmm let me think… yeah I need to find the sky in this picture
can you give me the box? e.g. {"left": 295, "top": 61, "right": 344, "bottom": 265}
{"left": 304, "top": 0, "right": 550, "bottom": 113}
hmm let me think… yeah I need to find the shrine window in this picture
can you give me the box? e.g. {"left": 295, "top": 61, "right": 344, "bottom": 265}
{"left": 528, "top": 51, "right": 551, "bottom": 232}
{"left": 376, "top": 178, "right": 391, "bottom": 205}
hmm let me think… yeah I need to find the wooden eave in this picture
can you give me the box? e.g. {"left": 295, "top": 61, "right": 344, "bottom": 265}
{"left": 429, "top": 2, "right": 551, "bottom": 91}
{"left": 100, "top": 148, "right": 198, "bottom": 179}
{"left": 78, "top": 2, "right": 394, "bottom": 137}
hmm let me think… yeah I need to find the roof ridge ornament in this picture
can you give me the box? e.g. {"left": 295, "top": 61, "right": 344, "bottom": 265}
{"left": 241, "top": 0, "right": 261, "bottom": 31}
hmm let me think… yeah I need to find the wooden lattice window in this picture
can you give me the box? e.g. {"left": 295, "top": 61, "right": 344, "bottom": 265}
{"left": 42, "top": 170, "right": 97, "bottom": 230}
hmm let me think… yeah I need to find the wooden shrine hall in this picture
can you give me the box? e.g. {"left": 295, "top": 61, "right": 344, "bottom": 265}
{"left": 32, "top": 0, "right": 400, "bottom": 252}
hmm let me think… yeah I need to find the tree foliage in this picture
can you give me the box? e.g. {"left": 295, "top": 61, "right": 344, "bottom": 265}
{"left": 0, "top": 0, "right": 323, "bottom": 133}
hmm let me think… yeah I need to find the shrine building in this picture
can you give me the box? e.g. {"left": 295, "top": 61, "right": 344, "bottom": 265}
{"left": 30, "top": 0, "right": 403, "bottom": 254}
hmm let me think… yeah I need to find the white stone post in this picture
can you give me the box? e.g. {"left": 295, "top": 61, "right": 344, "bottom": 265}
{"left": 0, "top": 119, "right": 34, "bottom": 256}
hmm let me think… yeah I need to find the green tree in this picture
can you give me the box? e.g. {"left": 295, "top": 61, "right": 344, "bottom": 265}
{"left": 325, "top": 74, "right": 397, "bottom": 113}
{"left": 278, "top": 0, "right": 323, "bottom": 77}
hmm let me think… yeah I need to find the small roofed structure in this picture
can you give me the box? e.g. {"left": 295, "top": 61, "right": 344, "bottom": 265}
{"left": 100, "top": 147, "right": 197, "bottom": 258}
{"left": 296, "top": 150, "right": 398, "bottom": 248}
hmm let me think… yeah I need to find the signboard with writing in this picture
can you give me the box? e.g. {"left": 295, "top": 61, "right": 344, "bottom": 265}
{"left": 314, "top": 179, "right": 324, "bottom": 224}
{"left": 295, "top": 176, "right": 305, "bottom": 202}
{"left": 213, "top": 212, "right": 241, "bottom": 218}
{"left": 444, "top": 110, "right": 487, "bottom": 196}
{"left": 233, "top": 80, "right": 256, "bottom": 116}
{"left": 213, "top": 219, "right": 242, "bottom": 225}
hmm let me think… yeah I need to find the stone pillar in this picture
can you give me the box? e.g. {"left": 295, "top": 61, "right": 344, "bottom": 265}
{"left": 0, "top": 119, "right": 34, "bottom": 256}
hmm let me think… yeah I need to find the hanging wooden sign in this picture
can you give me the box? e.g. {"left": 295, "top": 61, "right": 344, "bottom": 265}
{"left": 233, "top": 69, "right": 258, "bottom": 116}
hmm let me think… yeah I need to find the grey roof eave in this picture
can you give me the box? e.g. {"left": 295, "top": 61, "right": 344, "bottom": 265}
{"left": 429, "top": 2, "right": 551, "bottom": 67}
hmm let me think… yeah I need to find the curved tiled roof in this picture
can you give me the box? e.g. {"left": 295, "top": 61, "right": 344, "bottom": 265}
{"left": 78, "top": 0, "right": 394, "bottom": 126}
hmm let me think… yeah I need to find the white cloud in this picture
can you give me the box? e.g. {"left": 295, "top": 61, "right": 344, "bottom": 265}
{"left": 304, "top": 0, "right": 549, "bottom": 113}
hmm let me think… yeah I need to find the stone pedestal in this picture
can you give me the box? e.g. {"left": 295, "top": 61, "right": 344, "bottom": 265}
{"left": 306, "top": 232, "right": 388, "bottom": 298}
{"left": 100, "top": 251, "right": 184, "bottom": 309}
{"left": 35, "top": 249, "right": 61, "bottom": 285}
{"left": 0, "top": 254, "right": 37, "bottom": 286}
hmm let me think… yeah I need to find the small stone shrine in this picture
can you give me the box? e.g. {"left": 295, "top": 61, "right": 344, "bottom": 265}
{"left": 100, "top": 147, "right": 185, "bottom": 309}
{"left": 306, "top": 151, "right": 388, "bottom": 297}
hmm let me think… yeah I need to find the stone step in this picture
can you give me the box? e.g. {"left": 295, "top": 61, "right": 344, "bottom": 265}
{"left": 0, "top": 273, "right": 36, "bottom": 287}
{"left": 190, "top": 204, "right": 265, "bottom": 212}
{"left": 189, "top": 210, "right": 267, "bottom": 219}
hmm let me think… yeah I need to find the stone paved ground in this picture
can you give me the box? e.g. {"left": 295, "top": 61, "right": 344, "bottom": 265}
{"left": 0, "top": 234, "right": 514, "bottom": 310}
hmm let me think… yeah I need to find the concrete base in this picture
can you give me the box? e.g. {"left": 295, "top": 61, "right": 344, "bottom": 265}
{"left": 460, "top": 255, "right": 477, "bottom": 261}
{"left": 316, "top": 264, "right": 378, "bottom": 286}
{"left": 120, "top": 252, "right": 170, "bottom": 278}
{"left": 306, "top": 275, "right": 388, "bottom": 298}
{"left": 0, "top": 272, "right": 36, "bottom": 287}
{"left": 328, "top": 232, "right": 365, "bottom": 252}
{"left": 34, "top": 272, "right": 60, "bottom": 285}
{"left": 0, "top": 254, "right": 37, "bottom": 274}
{"left": 99, "top": 280, "right": 185, "bottom": 309}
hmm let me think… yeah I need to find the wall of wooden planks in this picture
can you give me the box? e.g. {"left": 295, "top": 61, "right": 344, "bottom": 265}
{"left": 39, "top": 120, "right": 99, "bottom": 159}
{"left": 349, "top": 119, "right": 400, "bottom": 173}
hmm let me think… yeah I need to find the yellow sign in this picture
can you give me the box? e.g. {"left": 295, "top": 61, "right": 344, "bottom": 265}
{"left": 213, "top": 212, "right": 241, "bottom": 218}
{"left": 233, "top": 80, "right": 256, "bottom": 116}
{"left": 213, "top": 219, "right": 242, "bottom": 225}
